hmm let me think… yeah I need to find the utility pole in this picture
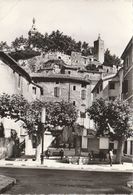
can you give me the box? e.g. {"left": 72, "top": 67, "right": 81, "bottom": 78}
{"left": 40, "top": 107, "right": 46, "bottom": 165}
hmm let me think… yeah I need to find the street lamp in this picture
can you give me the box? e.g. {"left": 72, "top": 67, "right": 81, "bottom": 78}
{"left": 40, "top": 107, "right": 46, "bottom": 164}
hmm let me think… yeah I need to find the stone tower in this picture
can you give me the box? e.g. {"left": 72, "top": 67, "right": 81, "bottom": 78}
{"left": 94, "top": 34, "right": 104, "bottom": 64}
{"left": 28, "top": 18, "right": 37, "bottom": 37}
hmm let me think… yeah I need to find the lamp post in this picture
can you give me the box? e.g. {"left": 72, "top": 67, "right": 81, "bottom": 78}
{"left": 40, "top": 107, "right": 46, "bottom": 165}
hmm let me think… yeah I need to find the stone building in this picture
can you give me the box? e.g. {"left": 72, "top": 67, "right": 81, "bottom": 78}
{"left": 0, "top": 51, "right": 43, "bottom": 157}
{"left": 31, "top": 60, "right": 93, "bottom": 150}
{"left": 121, "top": 36, "right": 133, "bottom": 156}
{"left": 92, "top": 67, "right": 123, "bottom": 102}
{"left": 0, "top": 51, "right": 42, "bottom": 101}
{"left": 94, "top": 34, "right": 104, "bottom": 64}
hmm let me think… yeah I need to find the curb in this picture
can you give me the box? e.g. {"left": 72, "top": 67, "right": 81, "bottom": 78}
{"left": 0, "top": 160, "right": 133, "bottom": 173}
{"left": 0, "top": 176, "right": 16, "bottom": 193}
{"left": 127, "top": 181, "right": 133, "bottom": 189}
{"left": 0, "top": 163, "right": 132, "bottom": 173}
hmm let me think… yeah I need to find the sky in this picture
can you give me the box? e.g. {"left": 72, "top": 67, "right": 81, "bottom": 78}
{"left": 0, "top": 0, "right": 132, "bottom": 57}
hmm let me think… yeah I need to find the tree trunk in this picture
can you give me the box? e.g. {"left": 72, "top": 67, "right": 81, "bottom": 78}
{"left": 35, "top": 136, "right": 42, "bottom": 162}
{"left": 115, "top": 138, "right": 124, "bottom": 164}
{"left": 75, "top": 136, "right": 81, "bottom": 156}
{"left": 36, "top": 142, "right": 41, "bottom": 162}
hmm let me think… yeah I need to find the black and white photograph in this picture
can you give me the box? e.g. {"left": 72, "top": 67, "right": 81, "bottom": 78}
{"left": 0, "top": 0, "right": 133, "bottom": 194}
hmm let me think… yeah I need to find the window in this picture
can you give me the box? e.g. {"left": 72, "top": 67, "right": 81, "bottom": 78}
{"left": 100, "top": 84, "right": 103, "bottom": 91}
{"left": 32, "top": 87, "right": 36, "bottom": 94}
{"left": 130, "top": 141, "right": 133, "bottom": 155}
{"left": 125, "top": 56, "right": 129, "bottom": 68}
{"left": 80, "top": 112, "right": 86, "bottom": 118}
{"left": 122, "top": 80, "right": 128, "bottom": 93}
{"left": 81, "top": 90, "right": 86, "bottom": 100}
{"left": 18, "top": 75, "right": 21, "bottom": 88}
{"left": 56, "top": 81, "right": 59, "bottom": 84}
{"left": 96, "top": 88, "right": 99, "bottom": 94}
{"left": 109, "top": 82, "right": 115, "bottom": 90}
{"left": 81, "top": 83, "right": 86, "bottom": 88}
{"left": 73, "top": 101, "right": 76, "bottom": 106}
{"left": 54, "top": 87, "right": 60, "bottom": 97}
{"left": 41, "top": 89, "right": 44, "bottom": 95}
{"left": 73, "top": 86, "right": 76, "bottom": 90}
{"left": 68, "top": 71, "right": 71, "bottom": 74}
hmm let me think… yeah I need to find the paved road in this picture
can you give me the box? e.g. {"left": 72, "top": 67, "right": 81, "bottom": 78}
{"left": 0, "top": 167, "right": 132, "bottom": 194}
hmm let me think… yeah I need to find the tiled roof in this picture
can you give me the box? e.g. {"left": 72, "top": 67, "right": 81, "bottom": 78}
{"left": 91, "top": 73, "right": 118, "bottom": 93}
{"left": 31, "top": 73, "right": 90, "bottom": 84}
{"left": 121, "top": 36, "right": 133, "bottom": 59}
{"left": 0, "top": 51, "right": 31, "bottom": 82}
{"left": 0, "top": 51, "right": 43, "bottom": 90}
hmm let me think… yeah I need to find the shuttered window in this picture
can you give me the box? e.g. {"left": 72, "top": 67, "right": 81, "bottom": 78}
{"left": 122, "top": 80, "right": 128, "bottom": 93}
{"left": 81, "top": 89, "right": 86, "bottom": 100}
{"left": 54, "top": 87, "right": 60, "bottom": 97}
{"left": 18, "top": 75, "right": 21, "bottom": 88}
{"left": 109, "top": 82, "right": 115, "bottom": 89}
{"left": 80, "top": 112, "right": 86, "bottom": 118}
{"left": 32, "top": 87, "right": 36, "bottom": 94}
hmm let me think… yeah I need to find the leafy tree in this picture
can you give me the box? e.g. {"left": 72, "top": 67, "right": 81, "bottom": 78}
{"left": 72, "top": 123, "right": 83, "bottom": 156}
{"left": 9, "top": 49, "right": 40, "bottom": 61}
{"left": 87, "top": 98, "right": 132, "bottom": 164}
{"left": 10, "top": 30, "right": 92, "bottom": 60}
{"left": 0, "top": 93, "right": 30, "bottom": 122}
{"left": 10, "top": 35, "right": 40, "bottom": 61}
{"left": 29, "top": 100, "right": 78, "bottom": 130}
{"left": 81, "top": 41, "right": 91, "bottom": 56}
{"left": 0, "top": 94, "right": 77, "bottom": 136}
{"left": 0, "top": 41, "right": 10, "bottom": 51}
{"left": 103, "top": 49, "right": 121, "bottom": 67}
{"left": 11, "top": 36, "right": 29, "bottom": 51}
{"left": 29, "top": 32, "right": 45, "bottom": 50}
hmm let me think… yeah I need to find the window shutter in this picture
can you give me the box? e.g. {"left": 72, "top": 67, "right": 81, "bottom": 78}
{"left": 81, "top": 90, "right": 86, "bottom": 100}
{"left": 54, "top": 87, "right": 60, "bottom": 97}
{"left": 122, "top": 80, "right": 128, "bottom": 93}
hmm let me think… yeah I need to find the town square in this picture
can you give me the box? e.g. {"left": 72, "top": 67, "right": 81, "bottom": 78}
{"left": 0, "top": 0, "right": 132, "bottom": 194}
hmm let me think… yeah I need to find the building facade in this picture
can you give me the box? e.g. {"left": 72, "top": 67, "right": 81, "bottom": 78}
{"left": 31, "top": 60, "right": 93, "bottom": 149}
{"left": 121, "top": 36, "right": 133, "bottom": 155}
{"left": 92, "top": 68, "right": 123, "bottom": 102}
{"left": 0, "top": 51, "right": 42, "bottom": 102}
{"left": 0, "top": 51, "right": 43, "bottom": 157}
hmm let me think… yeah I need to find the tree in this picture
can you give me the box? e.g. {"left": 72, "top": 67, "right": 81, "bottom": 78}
{"left": 28, "top": 100, "right": 78, "bottom": 159}
{"left": 11, "top": 36, "right": 29, "bottom": 51}
{"left": 87, "top": 98, "right": 132, "bottom": 164}
{"left": 81, "top": 41, "right": 91, "bottom": 56}
{"left": 0, "top": 93, "right": 30, "bottom": 122}
{"left": 0, "top": 94, "right": 79, "bottom": 158}
{"left": 103, "top": 49, "right": 121, "bottom": 67}
{"left": 10, "top": 35, "right": 40, "bottom": 61}
{"left": 29, "top": 100, "right": 78, "bottom": 131}
{"left": 0, "top": 94, "right": 31, "bottom": 157}
{"left": 72, "top": 123, "right": 84, "bottom": 156}
{"left": 9, "top": 49, "right": 40, "bottom": 61}
{"left": 10, "top": 30, "right": 92, "bottom": 59}
{"left": 0, "top": 41, "right": 10, "bottom": 51}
